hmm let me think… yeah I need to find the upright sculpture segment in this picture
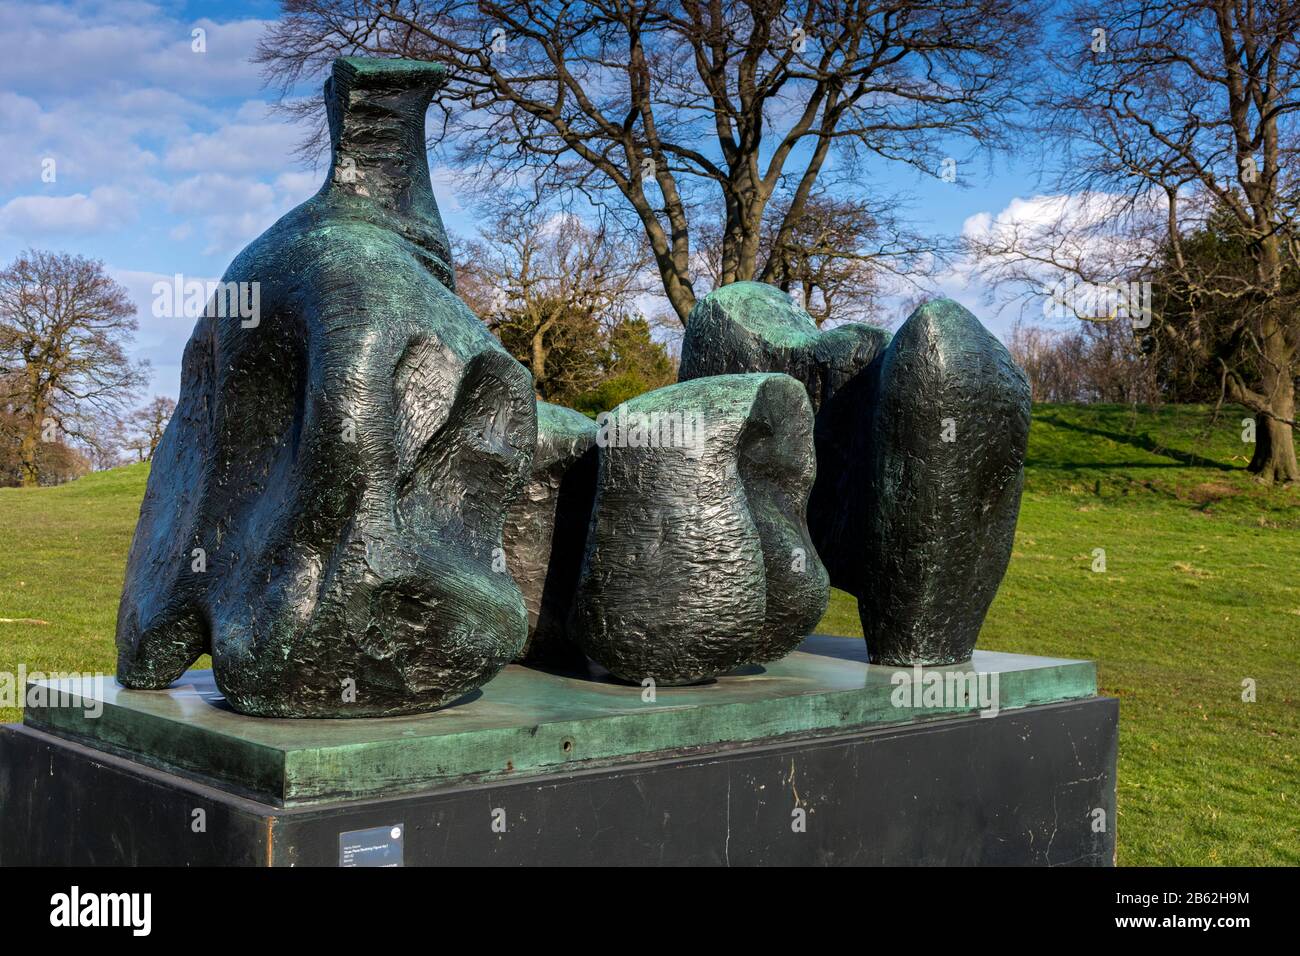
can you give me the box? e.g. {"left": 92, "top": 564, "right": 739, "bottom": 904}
{"left": 858, "top": 299, "right": 1030, "bottom": 664}
{"left": 115, "top": 58, "right": 537, "bottom": 717}
{"left": 570, "top": 373, "right": 829, "bottom": 684}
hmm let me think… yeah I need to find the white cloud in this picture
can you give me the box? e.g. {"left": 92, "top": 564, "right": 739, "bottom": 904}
{"left": 273, "top": 170, "right": 321, "bottom": 198}
{"left": 0, "top": 1, "right": 325, "bottom": 269}
{"left": 430, "top": 166, "right": 472, "bottom": 213}
{"left": 884, "top": 190, "right": 1177, "bottom": 337}
{"left": 0, "top": 186, "right": 136, "bottom": 236}
{"left": 0, "top": 4, "right": 268, "bottom": 99}
{"left": 163, "top": 103, "right": 307, "bottom": 175}
{"left": 176, "top": 169, "right": 318, "bottom": 257}
{"left": 0, "top": 91, "right": 167, "bottom": 191}
{"left": 169, "top": 174, "right": 276, "bottom": 216}
{"left": 0, "top": 0, "right": 479, "bottom": 394}
{"left": 961, "top": 191, "right": 1166, "bottom": 276}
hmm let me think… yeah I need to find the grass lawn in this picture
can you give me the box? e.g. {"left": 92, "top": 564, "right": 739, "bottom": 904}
{"left": 1, "top": 402, "right": 1297, "bottom": 865}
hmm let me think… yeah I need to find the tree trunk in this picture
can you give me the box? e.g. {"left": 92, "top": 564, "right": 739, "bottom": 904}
{"left": 530, "top": 332, "right": 548, "bottom": 401}
{"left": 18, "top": 392, "right": 45, "bottom": 487}
{"left": 1243, "top": 296, "right": 1300, "bottom": 481}
{"left": 18, "top": 422, "right": 40, "bottom": 487}
{"left": 1247, "top": 375, "right": 1299, "bottom": 483}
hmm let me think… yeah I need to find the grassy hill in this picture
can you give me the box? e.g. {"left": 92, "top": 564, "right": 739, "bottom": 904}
{"left": 1, "top": 403, "right": 1297, "bottom": 865}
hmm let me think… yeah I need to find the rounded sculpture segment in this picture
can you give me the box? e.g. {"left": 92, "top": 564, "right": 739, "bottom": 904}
{"left": 858, "top": 298, "right": 1031, "bottom": 665}
{"left": 501, "top": 401, "right": 599, "bottom": 664}
{"left": 677, "top": 280, "right": 889, "bottom": 593}
{"left": 114, "top": 57, "right": 537, "bottom": 717}
{"left": 678, "top": 280, "right": 888, "bottom": 410}
{"left": 569, "top": 373, "right": 829, "bottom": 685}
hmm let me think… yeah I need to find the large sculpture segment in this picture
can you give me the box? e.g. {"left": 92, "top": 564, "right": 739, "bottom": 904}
{"left": 570, "top": 373, "right": 829, "bottom": 684}
{"left": 116, "top": 58, "right": 537, "bottom": 717}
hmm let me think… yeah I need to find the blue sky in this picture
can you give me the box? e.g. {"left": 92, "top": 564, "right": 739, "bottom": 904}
{"left": 2, "top": 0, "right": 1062, "bottom": 400}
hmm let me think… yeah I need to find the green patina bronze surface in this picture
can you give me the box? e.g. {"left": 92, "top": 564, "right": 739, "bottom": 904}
{"left": 25, "top": 636, "right": 1096, "bottom": 806}
{"left": 114, "top": 57, "right": 538, "bottom": 717}
{"left": 679, "top": 281, "right": 890, "bottom": 413}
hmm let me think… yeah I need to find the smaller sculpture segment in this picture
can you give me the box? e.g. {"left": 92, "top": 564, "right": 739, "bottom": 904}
{"left": 858, "top": 299, "right": 1031, "bottom": 665}
{"left": 678, "top": 281, "right": 889, "bottom": 592}
{"left": 569, "top": 373, "right": 829, "bottom": 684}
{"left": 501, "top": 401, "right": 599, "bottom": 664}
{"left": 679, "top": 281, "right": 888, "bottom": 411}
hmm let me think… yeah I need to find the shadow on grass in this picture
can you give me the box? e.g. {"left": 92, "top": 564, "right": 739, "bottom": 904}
{"left": 1032, "top": 412, "right": 1238, "bottom": 472}
{"left": 1030, "top": 460, "right": 1210, "bottom": 472}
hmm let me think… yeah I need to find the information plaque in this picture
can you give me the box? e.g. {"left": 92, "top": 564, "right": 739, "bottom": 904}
{"left": 339, "top": 824, "right": 404, "bottom": 867}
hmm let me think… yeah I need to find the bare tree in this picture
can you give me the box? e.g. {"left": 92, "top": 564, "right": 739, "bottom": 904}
{"left": 690, "top": 191, "right": 937, "bottom": 325}
{"left": 257, "top": 0, "right": 1040, "bottom": 324}
{"left": 1007, "top": 318, "right": 1159, "bottom": 405}
{"left": 125, "top": 396, "right": 177, "bottom": 463}
{"left": 0, "top": 250, "right": 148, "bottom": 486}
{"left": 970, "top": 0, "right": 1300, "bottom": 482}
{"left": 762, "top": 193, "right": 938, "bottom": 325}
{"left": 79, "top": 410, "right": 128, "bottom": 471}
{"left": 1007, "top": 320, "right": 1085, "bottom": 403}
{"left": 456, "top": 207, "right": 658, "bottom": 403}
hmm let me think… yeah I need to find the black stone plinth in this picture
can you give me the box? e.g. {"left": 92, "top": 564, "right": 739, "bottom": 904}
{"left": 0, "top": 697, "right": 1116, "bottom": 866}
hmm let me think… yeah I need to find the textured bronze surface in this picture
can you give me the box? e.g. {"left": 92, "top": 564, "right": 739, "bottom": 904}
{"left": 115, "top": 58, "right": 537, "bottom": 716}
{"left": 677, "top": 281, "right": 889, "bottom": 592}
{"left": 679, "top": 281, "right": 889, "bottom": 413}
{"left": 858, "top": 299, "right": 1031, "bottom": 664}
{"left": 502, "top": 401, "right": 598, "bottom": 663}
{"left": 570, "top": 373, "right": 829, "bottom": 684}
{"left": 678, "top": 284, "right": 1030, "bottom": 665}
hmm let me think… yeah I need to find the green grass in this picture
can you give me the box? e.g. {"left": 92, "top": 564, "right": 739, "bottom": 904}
{"left": 1, "top": 464, "right": 160, "bottom": 686}
{"left": 1, "top": 403, "right": 1297, "bottom": 865}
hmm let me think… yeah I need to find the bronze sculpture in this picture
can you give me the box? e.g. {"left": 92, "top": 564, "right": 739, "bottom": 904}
{"left": 857, "top": 299, "right": 1030, "bottom": 664}
{"left": 115, "top": 56, "right": 1030, "bottom": 717}
{"left": 501, "top": 401, "right": 598, "bottom": 664}
{"left": 569, "top": 374, "right": 829, "bottom": 684}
